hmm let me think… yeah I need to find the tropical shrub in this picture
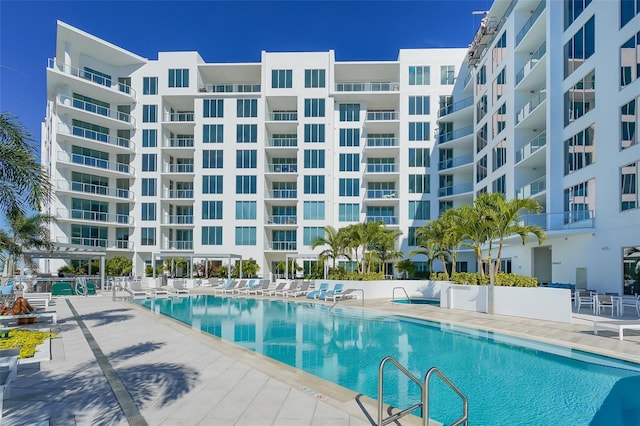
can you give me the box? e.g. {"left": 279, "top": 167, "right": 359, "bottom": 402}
{"left": 432, "top": 272, "right": 538, "bottom": 287}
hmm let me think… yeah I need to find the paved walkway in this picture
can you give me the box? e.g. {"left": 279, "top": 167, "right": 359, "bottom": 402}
{"left": 3, "top": 292, "right": 640, "bottom": 425}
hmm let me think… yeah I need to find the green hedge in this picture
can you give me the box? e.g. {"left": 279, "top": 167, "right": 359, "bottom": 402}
{"left": 328, "top": 271, "right": 384, "bottom": 281}
{"left": 432, "top": 272, "right": 538, "bottom": 287}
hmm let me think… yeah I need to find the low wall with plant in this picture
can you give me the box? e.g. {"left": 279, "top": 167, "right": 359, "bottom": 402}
{"left": 432, "top": 272, "right": 538, "bottom": 287}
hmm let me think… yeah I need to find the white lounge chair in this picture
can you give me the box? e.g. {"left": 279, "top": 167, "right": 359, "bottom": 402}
{"left": 221, "top": 280, "right": 246, "bottom": 294}
{"left": 260, "top": 281, "right": 287, "bottom": 296}
{"left": 325, "top": 288, "right": 359, "bottom": 302}
{"left": 170, "top": 279, "right": 190, "bottom": 295}
{"left": 126, "top": 281, "right": 149, "bottom": 298}
{"left": 214, "top": 279, "right": 237, "bottom": 294}
{"left": 594, "top": 320, "right": 640, "bottom": 340}
{"left": 275, "top": 281, "right": 300, "bottom": 297}
{"left": 239, "top": 280, "right": 271, "bottom": 296}
{"left": 285, "top": 281, "right": 311, "bottom": 297}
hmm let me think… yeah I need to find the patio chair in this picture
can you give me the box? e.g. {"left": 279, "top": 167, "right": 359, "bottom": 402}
{"left": 325, "top": 288, "right": 359, "bottom": 302}
{"left": 259, "top": 281, "right": 287, "bottom": 296}
{"left": 596, "top": 294, "right": 617, "bottom": 317}
{"left": 285, "top": 281, "right": 311, "bottom": 297}
{"left": 319, "top": 283, "right": 344, "bottom": 301}
{"left": 51, "top": 282, "right": 74, "bottom": 296}
{"left": 169, "top": 279, "right": 190, "bottom": 295}
{"left": 221, "top": 280, "right": 246, "bottom": 294}
{"left": 240, "top": 280, "right": 271, "bottom": 296}
{"left": 214, "top": 279, "right": 237, "bottom": 294}
{"left": 306, "top": 282, "right": 329, "bottom": 300}
{"left": 233, "top": 279, "right": 256, "bottom": 294}
{"left": 575, "top": 290, "right": 595, "bottom": 313}
{"left": 274, "top": 281, "right": 300, "bottom": 297}
{"left": 126, "top": 281, "right": 149, "bottom": 298}
{"left": 621, "top": 295, "right": 640, "bottom": 316}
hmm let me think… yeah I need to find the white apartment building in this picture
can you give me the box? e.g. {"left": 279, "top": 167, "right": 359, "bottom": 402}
{"left": 42, "top": 21, "right": 467, "bottom": 280}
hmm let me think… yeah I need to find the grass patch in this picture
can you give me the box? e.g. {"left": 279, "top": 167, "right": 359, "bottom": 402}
{"left": 0, "top": 329, "right": 58, "bottom": 358}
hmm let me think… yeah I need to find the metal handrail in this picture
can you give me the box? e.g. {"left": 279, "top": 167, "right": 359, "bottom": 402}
{"left": 329, "top": 288, "right": 364, "bottom": 311}
{"left": 424, "top": 367, "right": 468, "bottom": 426}
{"left": 377, "top": 356, "right": 424, "bottom": 426}
{"left": 392, "top": 287, "right": 410, "bottom": 301}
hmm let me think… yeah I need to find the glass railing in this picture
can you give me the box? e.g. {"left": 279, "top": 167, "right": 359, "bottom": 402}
{"left": 164, "top": 164, "right": 194, "bottom": 173}
{"left": 58, "top": 94, "right": 134, "bottom": 125}
{"left": 57, "top": 237, "right": 133, "bottom": 250}
{"left": 438, "top": 126, "right": 473, "bottom": 144}
{"left": 335, "top": 82, "right": 399, "bottom": 92}
{"left": 366, "top": 111, "right": 399, "bottom": 121}
{"left": 163, "top": 190, "right": 194, "bottom": 199}
{"left": 519, "top": 211, "right": 595, "bottom": 230}
{"left": 366, "top": 189, "right": 397, "bottom": 199}
{"left": 516, "top": 1, "right": 545, "bottom": 46}
{"left": 48, "top": 59, "right": 136, "bottom": 98}
{"left": 438, "top": 154, "right": 473, "bottom": 171}
{"left": 163, "top": 138, "right": 194, "bottom": 148}
{"left": 165, "top": 112, "right": 194, "bottom": 122}
{"left": 515, "top": 131, "right": 547, "bottom": 164}
{"left": 516, "top": 176, "right": 546, "bottom": 199}
{"left": 58, "top": 209, "right": 133, "bottom": 225}
{"left": 163, "top": 241, "right": 194, "bottom": 250}
{"left": 268, "top": 111, "right": 298, "bottom": 121}
{"left": 438, "top": 183, "right": 473, "bottom": 197}
{"left": 438, "top": 97, "right": 474, "bottom": 118}
{"left": 365, "top": 216, "right": 398, "bottom": 225}
{"left": 515, "top": 42, "right": 546, "bottom": 86}
{"left": 266, "top": 137, "right": 297, "bottom": 147}
{"left": 516, "top": 91, "right": 546, "bottom": 125}
{"left": 59, "top": 124, "right": 133, "bottom": 150}
{"left": 266, "top": 215, "right": 297, "bottom": 225}
{"left": 266, "top": 189, "right": 297, "bottom": 199}
{"left": 367, "top": 137, "right": 398, "bottom": 147}
{"left": 366, "top": 164, "right": 397, "bottom": 173}
{"left": 200, "top": 83, "right": 261, "bottom": 93}
{"left": 163, "top": 215, "right": 194, "bottom": 225}
{"left": 267, "top": 164, "right": 298, "bottom": 173}
{"left": 59, "top": 152, "right": 133, "bottom": 175}
{"left": 58, "top": 180, "right": 133, "bottom": 199}
{"left": 267, "top": 242, "right": 297, "bottom": 251}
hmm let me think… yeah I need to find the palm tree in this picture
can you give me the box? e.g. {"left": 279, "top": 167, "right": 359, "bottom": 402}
{"left": 457, "top": 204, "right": 493, "bottom": 276}
{"left": 370, "top": 228, "right": 403, "bottom": 277}
{"left": 395, "top": 259, "right": 415, "bottom": 279}
{"left": 0, "top": 113, "right": 50, "bottom": 214}
{"left": 1, "top": 209, "right": 55, "bottom": 277}
{"left": 440, "top": 208, "right": 467, "bottom": 276}
{"left": 312, "top": 226, "right": 348, "bottom": 271}
{"left": 412, "top": 221, "right": 451, "bottom": 279}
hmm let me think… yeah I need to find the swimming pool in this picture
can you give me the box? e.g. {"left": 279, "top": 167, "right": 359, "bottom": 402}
{"left": 391, "top": 298, "right": 439, "bottom": 305}
{"left": 135, "top": 295, "right": 640, "bottom": 425}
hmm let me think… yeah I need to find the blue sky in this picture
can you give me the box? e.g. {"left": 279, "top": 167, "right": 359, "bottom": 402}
{"left": 0, "top": 0, "right": 491, "bottom": 150}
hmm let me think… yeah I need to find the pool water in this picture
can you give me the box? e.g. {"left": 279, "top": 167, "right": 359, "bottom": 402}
{"left": 135, "top": 295, "right": 640, "bottom": 425}
{"left": 392, "top": 298, "right": 439, "bottom": 305}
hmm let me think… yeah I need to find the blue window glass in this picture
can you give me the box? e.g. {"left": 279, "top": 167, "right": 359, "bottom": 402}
{"left": 235, "top": 227, "right": 256, "bottom": 245}
{"left": 303, "top": 201, "right": 325, "bottom": 220}
{"left": 339, "top": 153, "right": 360, "bottom": 171}
{"left": 142, "top": 154, "right": 156, "bottom": 172}
{"left": 303, "top": 175, "right": 325, "bottom": 194}
{"left": 304, "top": 124, "right": 325, "bottom": 142}
{"left": 202, "top": 201, "right": 223, "bottom": 220}
{"left": 141, "top": 178, "right": 156, "bottom": 196}
{"left": 203, "top": 99, "right": 224, "bottom": 118}
{"left": 408, "top": 201, "right": 430, "bottom": 220}
{"left": 236, "top": 150, "right": 257, "bottom": 168}
{"left": 236, "top": 99, "right": 258, "bottom": 117}
{"left": 141, "top": 228, "right": 156, "bottom": 246}
{"left": 271, "top": 69, "right": 293, "bottom": 88}
{"left": 236, "top": 124, "right": 258, "bottom": 143}
{"left": 339, "top": 129, "right": 360, "bottom": 146}
{"left": 304, "top": 99, "right": 325, "bottom": 117}
{"left": 303, "top": 227, "right": 324, "bottom": 246}
{"left": 339, "top": 178, "right": 359, "bottom": 196}
{"left": 143, "top": 77, "right": 157, "bottom": 95}
{"left": 202, "top": 176, "right": 223, "bottom": 194}
{"left": 236, "top": 201, "right": 257, "bottom": 219}
{"left": 142, "top": 129, "right": 157, "bottom": 147}
{"left": 304, "top": 150, "right": 325, "bottom": 168}
{"left": 168, "top": 68, "right": 189, "bottom": 88}
{"left": 141, "top": 203, "right": 156, "bottom": 221}
{"left": 409, "top": 122, "right": 430, "bottom": 141}
{"left": 202, "top": 150, "right": 224, "bottom": 168}
{"left": 203, "top": 124, "right": 224, "bottom": 143}
{"left": 142, "top": 105, "right": 157, "bottom": 123}
{"left": 236, "top": 175, "right": 257, "bottom": 194}
{"left": 339, "top": 203, "right": 359, "bottom": 221}
{"left": 304, "top": 69, "right": 326, "bottom": 88}
{"left": 202, "top": 226, "right": 223, "bottom": 245}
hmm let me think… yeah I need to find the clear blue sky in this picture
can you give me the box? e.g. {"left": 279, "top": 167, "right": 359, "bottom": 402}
{"left": 0, "top": 0, "right": 491, "bottom": 151}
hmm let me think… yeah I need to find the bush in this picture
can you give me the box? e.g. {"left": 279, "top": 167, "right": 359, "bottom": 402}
{"left": 432, "top": 272, "right": 538, "bottom": 287}
{"left": 327, "top": 270, "right": 384, "bottom": 281}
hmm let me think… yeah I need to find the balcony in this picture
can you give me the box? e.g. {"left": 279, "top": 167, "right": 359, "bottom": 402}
{"left": 515, "top": 91, "right": 546, "bottom": 125}
{"left": 268, "top": 111, "right": 298, "bottom": 121}
{"left": 266, "top": 164, "right": 298, "bottom": 173}
{"left": 365, "top": 216, "right": 398, "bottom": 225}
{"left": 335, "top": 82, "right": 399, "bottom": 92}
{"left": 438, "top": 97, "right": 473, "bottom": 118}
{"left": 366, "top": 163, "right": 398, "bottom": 173}
{"left": 265, "top": 189, "right": 297, "bottom": 199}
{"left": 438, "top": 154, "right": 473, "bottom": 171}
{"left": 366, "top": 111, "right": 399, "bottom": 121}
{"left": 519, "top": 211, "right": 595, "bottom": 231}
{"left": 366, "top": 190, "right": 397, "bottom": 199}
{"left": 47, "top": 59, "right": 136, "bottom": 99}
{"left": 162, "top": 241, "right": 194, "bottom": 250}
{"left": 162, "top": 189, "right": 194, "bottom": 199}
{"left": 163, "top": 163, "right": 194, "bottom": 173}
{"left": 56, "top": 180, "right": 132, "bottom": 200}
{"left": 199, "top": 83, "right": 261, "bottom": 93}
{"left": 516, "top": 176, "right": 546, "bottom": 199}
{"left": 265, "top": 215, "right": 297, "bottom": 225}
{"left": 438, "top": 126, "right": 473, "bottom": 145}
{"left": 57, "top": 94, "right": 135, "bottom": 126}
{"left": 165, "top": 112, "right": 194, "bottom": 122}
{"left": 266, "top": 137, "right": 297, "bottom": 147}
{"left": 58, "top": 152, "right": 134, "bottom": 176}
{"left": 515, "top": 42, "right": 546, "bottom": 86}
{"left": 57, "top": 237, "right": 133, "bottom": 250}
{"left": 366, "top": 137, "right": 398, "bottom": 147}
{"left": 58, "top": 124, "right": 134, "bottom": 151}
{"left": 515, "top": 131, "right": 546, "bottom": 165}
{"left": 515, "top": 1, "right": 545, "bottom": 47}
{"left": 438, "top": 183, "right": 473, "bottom": 197}
{"left": 266, "top": 241, "right": 297, "bottom": 251}
{"left": 58, "top": 209, "right": 134, "bottom": 225}
{"left": 163, "top": 137, "right": 194, "bottom": 148}
{"left": 161, "top": 215, "right": 194, "bottom": 225}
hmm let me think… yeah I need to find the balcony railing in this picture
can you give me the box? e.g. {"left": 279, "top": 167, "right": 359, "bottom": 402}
{"left": 59, "top": 124, "right": 133, "bottom": 150}
{"left": 58, "top": 94, "right": 134, "bottom": 125}
{"left": 516, "top": 91, "right": 546, "bottom": 125}
{"left": 365, "top": 216, "right": 398, "bottom": 225}
{"left": 519, "top": 211, "right": 595, "bottom": 231}
{"left": 515, "top": 42, "right": 546, "bottom": 86}
{"left": 59, "top": 152, "right": 134, "bottom": 175}
{"left": 162, "top": 215, "right": 194, "bottom": 225}
{"left": 199, "top": 83, "right": 261, "bottom": 93}
{"left": 516, "top": 1, "right": 545, "bottom": 46}
{"left": 366, "top": 190, "right": 397, "bottom": 199}
{"left": 267, "top": 242, "right": 297, "bottom": 251}
{"left": 57, "top": 236, "right": 133, "bottom": 250}
{"left": 438, "top": 126, "right": 473, "bottom": 144}
{"left": 163, "top": 164, "right": 194, "bottom": 173}
{"left": 367, "top": 137, "right": 398, "bottom": 147}
{"left": 57, "top": 180, "right": 133, "bottom": 199}
{"left": 438, "top": 183, "right": 473, "bottom": 197}
{"left": 162, "top": 189, "right": 194, "bottom": 199}
{"left": 516, "top": 176, "right": 546, "bottom": 199}
{"left": 266, "top": 215, "right": 297, "bottom": 225}
{"left": 366, "top": 164, "right": 397, "bottom": 173}
{"left": 265, "top": 189, "right": 297, "bottom": 199}
{"left": 266, "top": 137, "right": 297, "bottom": 147}
{"left": 335, "top": 82, "right": 399, "bottom": 92}
{"left": 366, "top": 111, "right": 399, "bottom": 121}
{"left": 165, "top": 112, "right": 194, "bottom": 122}
{"left": 268, "top": 111, "right": 298, "bottom": 121}
{"left": 163, "top": 138, "right": 194, "bottom": 148}
{"left": 515, "top": 131, "right": 547, "bottom": 164}
{"left": 438, "top": 154, "right": 473, "bottom": 171}
{"left": 59, "top": 209, "right": 133, "bottom": 225}
{"left": 438, "top": 97, "right": 474, "bottom": 118}
{"left": 48, "top": 59, "right": 136, "bottom": 98}
{"left": 163, "top": 241, "right": 194, "bottom": 250}
{"left": 267, "top": 164, "right": 298, "bottom": 173}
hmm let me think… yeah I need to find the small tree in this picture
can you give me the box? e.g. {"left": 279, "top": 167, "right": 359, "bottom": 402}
{"left": 105, "top": 256, "right": 133, "bottom": 277}
{"left": 396, "top": 259, "right": 416, "bottom": 279}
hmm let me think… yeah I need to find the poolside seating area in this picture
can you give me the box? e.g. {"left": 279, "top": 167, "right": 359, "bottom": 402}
{"left": 574, "top": 290, "right": 639, "bottom": 318}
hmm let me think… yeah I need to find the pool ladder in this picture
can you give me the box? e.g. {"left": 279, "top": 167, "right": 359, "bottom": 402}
{"left": 358, "top": 356, "right": 468, "bottom": 426}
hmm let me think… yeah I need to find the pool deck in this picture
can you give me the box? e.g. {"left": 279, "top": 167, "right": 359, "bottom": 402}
{"left": 3, "top": 290, "right": 640, "bottom": 425}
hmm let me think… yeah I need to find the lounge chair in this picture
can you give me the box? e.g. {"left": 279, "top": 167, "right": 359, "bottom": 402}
{"left": 285, "top": 281, "right": 312, "bottom": 298}
{"left": 319, "top": 283, "right": 344, "bottom": 301}
{"left": 275, "top": 281, "right": 300, "bottom": 297}
{"left": 234, "top": 279, "right": 256, "bottom": 294}
{"left": 169, "top": 279, "right": 190, "bottom": 295}
{"left": 306, "top": 282, "right": 329, "bottom": 300}
{"left": 126, "top": 281, "right": 149, "bottom": 298}
{"left": 221, "top": 280, "right": 246, "bottom": 294}
{"left": 240, "top": 280, "right": 271, "bottom": 296}
{"left": 214, "top": 279, "right": 237, "bottom": 294}
{"left": 260, "top": 281, "right": 287, "bottom": 296}
{"left": 51, "top": 282, "right": 74, "bottom": 296}
{"left": 594, "top": 320, "right": 640, "bottom": 340}
{"left": 325, "top": 288, "right": 358, "bottom": 302}
{"left": 0, "top": 311, "right": 57, "bottom": 325}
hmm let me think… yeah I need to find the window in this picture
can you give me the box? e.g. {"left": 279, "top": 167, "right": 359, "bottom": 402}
{"left": 565, "top": 0, "right": 592, "bottom": 28}
{"left": 476, "top": 95, "right": 488, "bottom": 123}
{"left": 621, "top": 0, "right": 638, "bottom": 27}
{"left": 492, "top": 102, "right": 506, "bottom": 137}
{"left": 236, "top": 99, "right": 257, "bottom": 118}
{"left": 203, "top": 99, "right": 224, "bottom": 118}
{"left": 492, "top": 175, "right": 506, "bottom": 195}
{"left": 621, "top": 162, "right": 639, "bottom": 210}
{"left": 236, "top": 150, "right": 257, "bottom": 168}
{"left": 439, "top": 201, "right": 453, "bottom": 216}
{"left": 141, "top": 228, "right": 156, "bottom": 246}
{"left": 142, "top": 154, "right": 156, "bottom": 172}
{"left": 492, "top": 139, "right": 507, "bottom": 171}
{"left": 272, "top": 230, "right": 296, "bottom": 250}
{"left": 202, "top": 175, "right": 223, "bottom": 194}
{"left": 564, "top": 16, "right": 595, "bottom": 78}
{"left": 621, "top": 97, "right": 638, "bottom": 149}
{"left": 271, "top": 69, "right": 292, "bottom": 88}
{"left": 409, "top": 66, "right": 430, "bottom": 85}
{"left": 477, "top": 155, "right": 488, "bottom": 182}
{"left": 492, "top": 32, "right": 507, "bottom": 71}
{"left": 339, "top": 153, "right": 359, "bottom": 172}
{"left": 493, "top": 68, "right": 506, "bottom": 102}
{"left": 142, "top": 129, "right": 157, "bottom": 147}
{"left": 82, "top": 67, "right": 111, "bottom": 87}
{"left": 236, "top": 175, "right": 257, "bottom": 194}
{"left": 168, "top": 68, "right": 189, "bottom": 88}
{"left": 304, "top": 98, "right": 325, "bottom": 117}
{"left": 202, "top": 226, "right": 222, "bottom": 245}
{"left": 339, "top": 104, "right": 360, "bottom": 121}
{"left": 202, "top": 201, "right": 223, "bottom": 220}
{"left": 441, "top": 65, "right": 455, "bottom": 84}
{"left": 564, "top": 124, "right": 595, "bottom": 174}
{"left": 304, "top": 124, "right": 325, "bottom": 142}
{"left": 409, "top": 122, "right": 430, "bottom": 141}
{"left": 304, "top": 175, "right": 325, "bottom": 194}
{"left": 339, "top": 203, "right": 359, "bottom": 221}
{"left": 141, "top": 203, "right": 156, "bottom": 221}
{"left": 339, "top": 178, "right": 359, "bottom": 197}
{"left": 303, "top": 201, "right": 325, "bottom": 220}
{"left": 143, "top": 77, "right": 157, "bottom": 95}
{"left": 304, "top": 149, "right": 325, "bottom": 168}
{"left": 476, "top": 65, "right": 486, "bottom": 94}
{"left": 409, "top": 148, "right": 430, "bottom": 167}
{"left": 408, "top": 226, "right": 418, "bottom": 246}
{"left": 235, "top": 227, "right": 256, "bottom": 245}
{"left": 339, "top": 129, "right": 360, "bottom": 146}
{"left": 142, "top": 105, "right": 157, "bottom": 123}
{"left": 477, "top": 124, "right": 488, "bottom": 152}
{"left": 409, "top": 175, "right": 429, "bottom": 193}
{"left": 235, "top": 201, "right": 256, "bottom": 220}
{"left": 303, "top": 227, "right": 324, "bottom": 246}
{"left": 305, "top": 69, "right": 326, "bottom": 88}
{"left": 564, "top": 70, "right": 595, "bottom": 126}
{"left": 564, "top": 178, "right": 595, "bottom": 222}
{"left": 203, "top": 124, "right": 224, "bottom": 143}
{"left": 408, "top": 201, "right": 430, "bottom": 220}
{"left": 203, "top": 150, "right": 223, "bottom": 168}
{"left": 409, "top": 96, "right": 430, "bottom": 115}
{"left": 236, "top": 124, "right": 257, "bottom": 143}
{"left": 621, "top": 31, "right": 640, "bottom": 87}
{"left": 141, "top": 178, "right": 156, "bottom": 196}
